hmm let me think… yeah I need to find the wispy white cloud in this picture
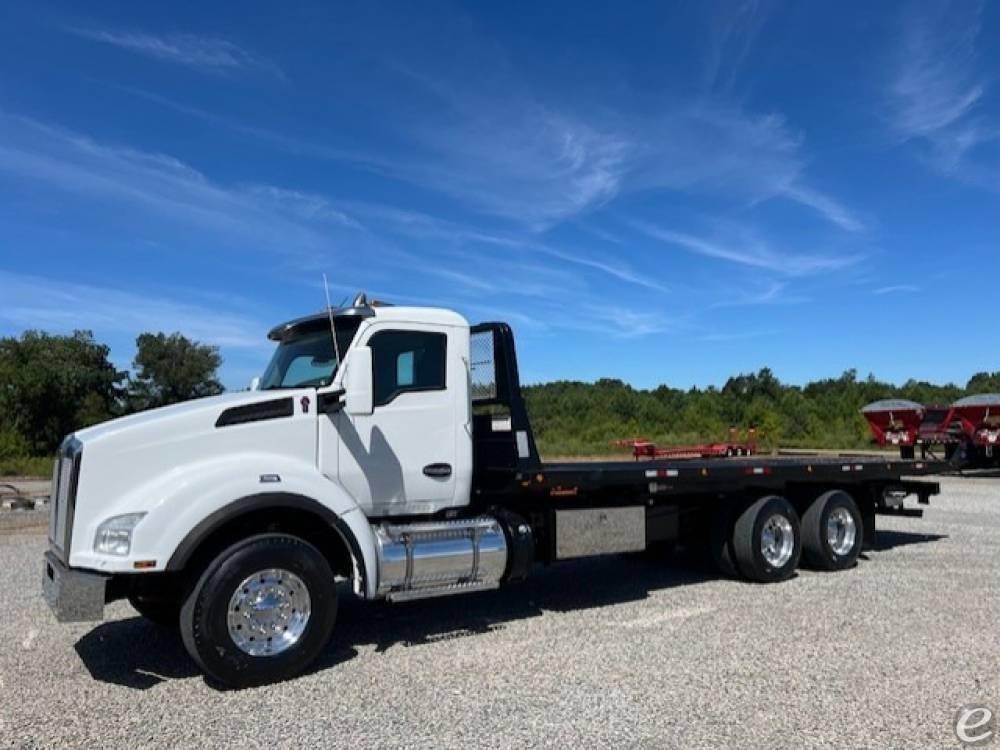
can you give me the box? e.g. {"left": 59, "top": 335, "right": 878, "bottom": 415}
{"left": 873, "top": 284, "right": 920, "bottom": 295}
{"left": 331, "top": 202, "right": 672, "bottom": 295}
{"left": 697, "top": 328, "right": 777, "bottom": 343}
{"left": 120, "top": 60, "right": 858, "bottom": 234}
{"left": 781, "top": 184, "right": 865, "bottom": 233}
{"left": 0, "top": 270, "right": 268, "bottom": 350}
{"left": 245, "top": 186, "right": 362, "bottom": 229}
{"left": 628, "top": 220, "right": 860, "bottom": 276}
{"left": 531, "top": 244, "right": 670, "bottom": 294}
{"left": 702, "top": 0, "right": 771, "bottom": 95}
{"left": 0, "top": 113, "right": 365, "bottom": 260}
{"left": 69, "top": 28, "right": 282, "bottom": 77}
{"left": 887, "top": 1, "right": 995, "bottom": 173}
{"left": 390, "top": 91, "right": 859, "bottom": 232}
{"left": 392, "top": 102, "right": 630, "bottom": 229}
{"left": 709, "top": 281, "right": 809, "bottom": 309}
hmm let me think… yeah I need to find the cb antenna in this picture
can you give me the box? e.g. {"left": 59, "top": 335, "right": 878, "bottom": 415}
{"left": 322, "top": 273, "right": 342, "bottom": 366}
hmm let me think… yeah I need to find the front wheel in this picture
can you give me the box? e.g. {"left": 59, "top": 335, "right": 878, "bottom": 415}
{"left": 179, "top": 534, "right": 338, "bottom": 688}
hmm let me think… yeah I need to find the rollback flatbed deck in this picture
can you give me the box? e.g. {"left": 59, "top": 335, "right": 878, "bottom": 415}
{"left": 468, "top": 322, "right": 942, "bottom": 573}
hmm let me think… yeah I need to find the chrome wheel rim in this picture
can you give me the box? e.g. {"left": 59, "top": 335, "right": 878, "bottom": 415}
{"left": 760, "top": 514, "right": 795, "bottom": 568}
{"left": 826, "top": 507, "right": 857, "bottom": 557}
{"left": 227, "top": 568, "right": 311, "bottom": 657}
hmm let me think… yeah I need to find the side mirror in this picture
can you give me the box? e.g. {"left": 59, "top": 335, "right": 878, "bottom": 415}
{"left": 248, "top": 376, "right": 261, "bottom": 392}
{"left": 344, "top": 346, "right": 373, "bottom": 416}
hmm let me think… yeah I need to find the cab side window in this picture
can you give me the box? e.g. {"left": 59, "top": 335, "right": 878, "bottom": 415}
{"left": 369, "top": 330, "right": 447, "bottom": 406}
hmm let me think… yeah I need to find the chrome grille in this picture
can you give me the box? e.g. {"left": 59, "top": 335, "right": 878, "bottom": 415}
{"left": 48, "top": 438, "right": 82, "bottom": 559}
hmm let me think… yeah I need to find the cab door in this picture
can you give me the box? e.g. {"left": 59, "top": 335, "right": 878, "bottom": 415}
{"left": 331, "top": 323, "right": 460, "bottom": 516}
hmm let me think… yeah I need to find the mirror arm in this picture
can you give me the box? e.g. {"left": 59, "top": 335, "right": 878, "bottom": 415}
{"left": 318, "top": 388, "right": 346, "bottom": 414}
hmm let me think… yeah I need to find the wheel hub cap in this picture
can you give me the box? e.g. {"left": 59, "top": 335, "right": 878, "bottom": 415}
{"left": 227, "top": 568, "right": 311, "bottom": 657}
{"left": 760, "top": 514, "right": 795, "bottom": 568}
{"left": 826, "top": 507, "right": 857, "bottom": 557}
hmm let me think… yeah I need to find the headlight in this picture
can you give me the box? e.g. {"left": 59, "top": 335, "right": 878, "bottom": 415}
{"left": 94, "top": 513, "right": 146, "bottom": 556}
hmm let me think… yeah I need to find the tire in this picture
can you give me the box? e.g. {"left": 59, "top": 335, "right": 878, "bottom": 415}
{"left": 801, "top": 490, "right": 862, "bottom": 571}
{"left": 180, "top": 534, "right": 338, "bottom": 688}
{"left": 128, "top": 594, "right": 181, "bottom": 628}
{"left": 733, "top": 495, "right": 801, "bottom": 583}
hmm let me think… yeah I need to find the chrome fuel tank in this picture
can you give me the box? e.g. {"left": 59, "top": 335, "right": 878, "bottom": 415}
{"left": 373, "top": 516, "right": 508, "bottom": 602}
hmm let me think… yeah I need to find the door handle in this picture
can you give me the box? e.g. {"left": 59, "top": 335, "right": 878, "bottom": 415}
{"left": 423, "top": 463, "right": 452, "bottom": 478}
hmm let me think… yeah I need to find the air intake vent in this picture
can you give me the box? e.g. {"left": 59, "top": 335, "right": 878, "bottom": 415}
{"left": 216, "top": 398, "right": 294, "bottom": 427}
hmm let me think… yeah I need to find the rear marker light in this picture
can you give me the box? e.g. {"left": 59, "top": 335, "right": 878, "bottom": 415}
{"left": 645, "top": 469, "right": 679, "bottom": 478}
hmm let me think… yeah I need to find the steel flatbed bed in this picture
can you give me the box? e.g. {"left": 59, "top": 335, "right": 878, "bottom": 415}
{"left": 539, "top": 454, "right": 943, "bottom": 500}
{"left": 469, "top": 322, "right": 943, "bottom": 571}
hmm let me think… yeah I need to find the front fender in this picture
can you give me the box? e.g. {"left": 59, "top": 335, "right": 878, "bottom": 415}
{"left": 70, "top": 453, "right": 378, "bottom": 598}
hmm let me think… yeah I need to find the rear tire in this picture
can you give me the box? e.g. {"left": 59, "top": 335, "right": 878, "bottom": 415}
{"left": 733, "top": 495, "right": 801, "bottom": 583}
{"left": 801, "top": 490, "right": 862, "bottom": 571}
{"left": 180, "top": 533, "right": 338, "bottom": 688}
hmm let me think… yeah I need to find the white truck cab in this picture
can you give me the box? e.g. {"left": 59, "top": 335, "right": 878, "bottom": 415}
{"left": 44, "top": 294, "right": 524, "bottom": 686}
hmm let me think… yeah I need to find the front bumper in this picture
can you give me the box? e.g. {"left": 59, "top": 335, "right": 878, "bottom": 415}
{"left": 42, "top": 550, "right": 108, "bottom": 622}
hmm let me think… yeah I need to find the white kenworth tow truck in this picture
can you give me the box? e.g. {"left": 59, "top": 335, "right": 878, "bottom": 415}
{"left": 43, "top": 294, "right": 942, "bottom": 687}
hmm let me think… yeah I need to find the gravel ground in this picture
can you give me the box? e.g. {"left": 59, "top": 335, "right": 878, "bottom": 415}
{"left": 2, "top": 475, "right": 998, "bottom": 749}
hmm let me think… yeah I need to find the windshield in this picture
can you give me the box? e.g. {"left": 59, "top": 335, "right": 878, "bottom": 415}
{"left": 260, "top": 320, "right": 361, "bottom": 390}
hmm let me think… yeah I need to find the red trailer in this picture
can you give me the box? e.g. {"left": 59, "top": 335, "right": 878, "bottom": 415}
{"left": 952, "top": 393, "right": 1000, "bottom": 463}
{"left": 861, "top": 399, "right": 923, "bottom": 459}
{"left": 614, "top": 427, "right": 757, "bottom": 461}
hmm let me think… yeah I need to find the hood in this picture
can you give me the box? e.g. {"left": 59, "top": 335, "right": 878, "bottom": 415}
{"left": 63, "top": 387, "right": 320, "bottom": 569}
{"left": 75, "top": 391, "right": 280, "bottom": 445}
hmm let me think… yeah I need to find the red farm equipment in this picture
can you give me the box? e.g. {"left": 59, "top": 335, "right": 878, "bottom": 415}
{"left": 863, "top": 395, "right": 1000, "bottom": 466}
{"left": 861, "top": 399, "right": 924, "bottom": 459}
{"left": 952, "top": 393, "right": 1000, "bottom": 466}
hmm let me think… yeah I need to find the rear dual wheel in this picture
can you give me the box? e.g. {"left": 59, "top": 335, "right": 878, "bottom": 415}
{"left": 733, "top": 495, "right": 801, "bottom": 583}
{"left": 712, "top": 490, "right": 862, "bottom": 582}
{"left": 801, "top": 490, "right": 862, "bottom": 571}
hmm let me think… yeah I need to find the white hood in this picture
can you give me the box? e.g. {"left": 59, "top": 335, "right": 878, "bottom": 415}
{"left": 75, "top": 391, "right": 270, "bottom": 445}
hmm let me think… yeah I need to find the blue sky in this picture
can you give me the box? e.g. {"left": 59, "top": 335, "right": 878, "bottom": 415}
{"left": 1, "top": 1, "right": 998, "bottom": 390}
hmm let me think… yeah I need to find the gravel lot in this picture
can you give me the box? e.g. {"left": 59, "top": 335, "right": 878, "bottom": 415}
{"left": 2, "top": 475, "right": 998, "bottom": 749}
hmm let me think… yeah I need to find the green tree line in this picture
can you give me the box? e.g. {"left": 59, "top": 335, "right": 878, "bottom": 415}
{"left": 2, "top": 328, "right": 998, "bottom": 473}
{"left": 0, "top": 330, "right": 222, "bottom": 472}
{"left": 524, "top": 368, "right": 1000, "bottom": 457}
